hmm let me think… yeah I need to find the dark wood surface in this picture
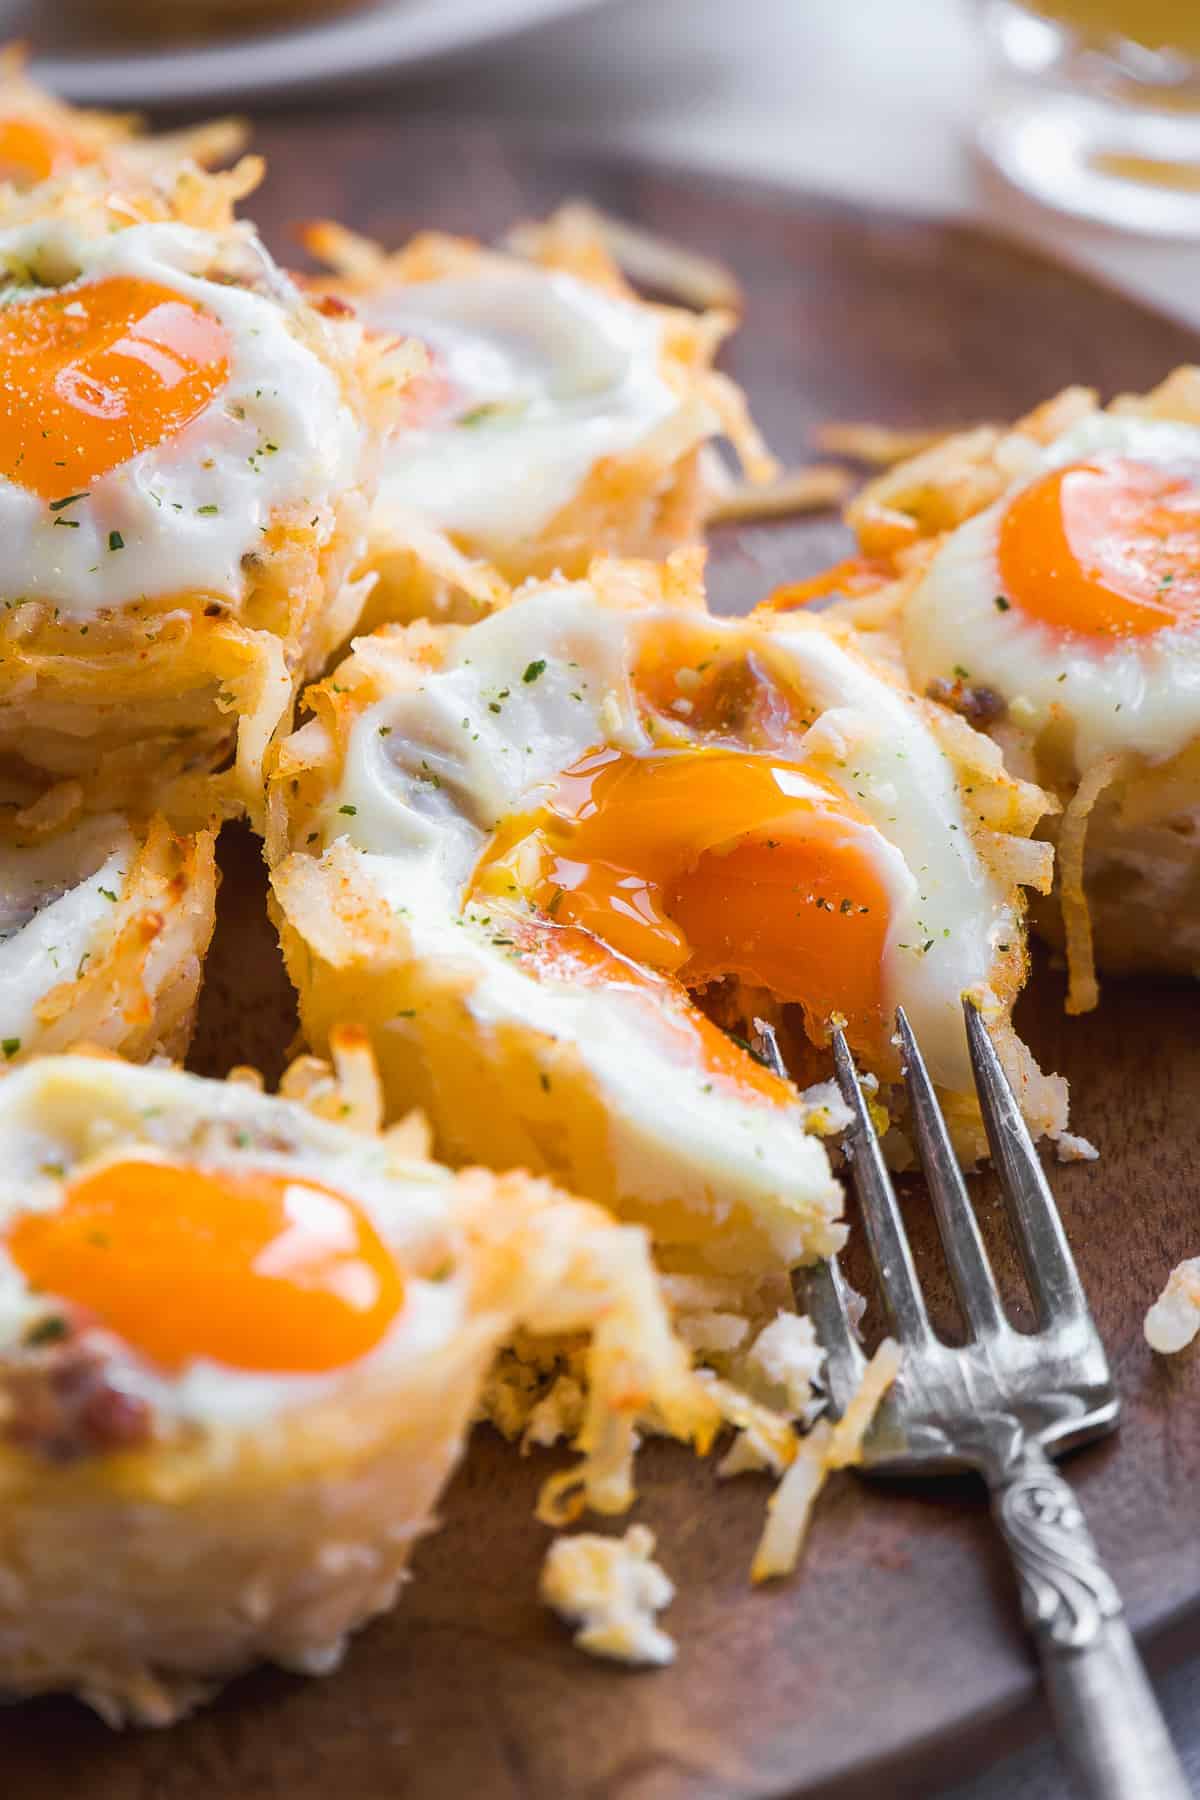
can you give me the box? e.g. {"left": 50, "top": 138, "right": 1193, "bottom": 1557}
{"left": 6, "top": 118, "right": 1200, "bottom": 1800}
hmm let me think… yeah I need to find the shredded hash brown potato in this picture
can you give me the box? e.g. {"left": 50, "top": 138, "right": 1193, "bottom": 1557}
{"left": 813, "top": 421, "right": 965, "bottom": 467}
{"left": 540, "top": 1525, "right": 676, "bottom": 1666}
{"left": 509, "top": 200, "right": 744, "bottom": 312}
{"left": 705, "top": 463, "right": 851, "bottom": 524}
{"left": 0, "top": 45, "right": 247, "bottom": 199}
{"left": 751, "top": 1338, "right": 900, "bottom": 1582}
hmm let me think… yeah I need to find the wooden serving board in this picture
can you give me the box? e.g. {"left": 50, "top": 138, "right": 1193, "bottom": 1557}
{"left": 7, "top": 118, "right": 1200, "bottom": 1800}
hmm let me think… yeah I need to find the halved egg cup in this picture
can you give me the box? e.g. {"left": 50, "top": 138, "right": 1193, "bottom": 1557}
{"left": 299, "top": 210, "right": 775, "bottom": 631}
{"left": 0, "top": 1043, "right": 728, "bottom": 1723}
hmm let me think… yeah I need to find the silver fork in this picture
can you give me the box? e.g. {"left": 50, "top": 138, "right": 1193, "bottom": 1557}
{"left": 758, "top": 1001, "right": 1189, "bottom": 1800}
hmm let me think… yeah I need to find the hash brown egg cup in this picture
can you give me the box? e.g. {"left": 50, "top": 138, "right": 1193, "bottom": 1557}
{"left": 267, "top": 551, "right": 1065, "bottom": 1272}
{"left": 301, "top": 210, "right": 775, "bottom": 629}
{"left": 0, "top": 1045, "right": 715, "bottom": 1724}
{"left": 825, "top": 369, "right": 1200, "bottom": 1008}
{"left": 0, "top": 44, "right": 246, "bottom": 202}
{"left": 0, "top": 803, "right": 216, "bottom": 1064}
{"left": 0, "top": 179, "right": 409, "bottom": 827}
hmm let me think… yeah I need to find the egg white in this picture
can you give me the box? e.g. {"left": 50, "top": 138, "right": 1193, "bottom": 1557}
{"left": 329, "top": 580, "right": 1017, "bottom": 1105}
{"left": 0, "top": 1056, "right": 468, "bottom": 1426}
{"left": 904, "top": 414, "right": 1200, "bottom": 770}
{"left": 364, "top": 266, "right": 687, "bottom": 543}
{"left": 0, "top": 218, "right": 364, "bottom": 618}
{"left": 0, "top": 813, "right": 133, "bottom": 1050}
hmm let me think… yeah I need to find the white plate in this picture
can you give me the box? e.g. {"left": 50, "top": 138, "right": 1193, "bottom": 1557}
{"left": 7, "top": 0, "right": 615, "bottom": 107}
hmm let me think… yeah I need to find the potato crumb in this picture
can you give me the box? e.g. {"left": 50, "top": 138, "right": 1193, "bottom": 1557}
{"left": 1055, "top": 1131, "right": 1099, "bottom": 1164}
{"left": 752, "top": 1337, "right": 900, "bottom": 1583}
{"left": 540, "top": 1525, "right": 676, "bottom": 1666}
{"left": 1145, "top": 1259, "right": 1200, "bottom": 1354}
{"left": 746, "top": 1312, "right": 824, "bottom": 1415}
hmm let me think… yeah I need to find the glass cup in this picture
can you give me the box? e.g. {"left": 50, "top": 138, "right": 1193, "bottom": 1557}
{"left": 978, "top": 0, "right": 1200, "bottom": 234}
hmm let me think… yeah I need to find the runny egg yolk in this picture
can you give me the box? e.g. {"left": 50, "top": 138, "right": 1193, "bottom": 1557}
{"left": 0, "top": 275, "right": 231, "bottom": 499}
{"left": 474, "top": 747, "right": 892, "bottom": 1050}
{"left": 0, "top": 118, "right": 79, "bottom": 186}
{"left": 998, "top": 455, "right": 1200, "bottom": 639}
{"left": 8, "top": 1158, "right": 404, "bottom": 1374}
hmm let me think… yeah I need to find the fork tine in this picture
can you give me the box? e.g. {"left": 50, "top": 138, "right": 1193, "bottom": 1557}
{"left": 750, "top": 1022, "right": 869, "bottom": 1409}
{"left": 895, "top": 1007, "right": 1008, "bottom": 1340}
{"left": 800, "top": 1255, "right": 867, "bottom": 1414}
{"left": 831, "top": 1027, "right": 934, "bottom": 1346}
{"left": 963, "top": 999, "right": 1089, "bottom": 1327}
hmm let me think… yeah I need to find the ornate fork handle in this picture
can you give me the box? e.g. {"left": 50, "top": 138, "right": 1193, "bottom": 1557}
{"left": 990, "top": 1443, "right": 1191, "bottom": 1800}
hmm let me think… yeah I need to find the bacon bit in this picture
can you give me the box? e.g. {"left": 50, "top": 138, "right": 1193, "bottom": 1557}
{"left": 3, "top": 1323, "right": 153, "bottom": 1463}
{"left": 763, "top": 556, "right": 893, "bottom": 613}
{"left": 925, "top": 676, "right": 1007, "bottom": 729}
{"left": 313, "top": 293, "right": 356, "bottom": 319}
{"left": 137, "top": 910, "right": 165, "bottom": 944}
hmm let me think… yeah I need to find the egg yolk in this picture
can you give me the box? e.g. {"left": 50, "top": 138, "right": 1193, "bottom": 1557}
{"left": 8, "top": 1158, "right": 404, "bottom": 1374}
{"left": 474, "top": 747, "right": 892, "bottom": 1051}
{"left": 0, "top": 275, "right": 232, "bottom": 499}
{"left": 998, "top": 455, "right": 1200, "bottom": 638}
{"left": 0, "top": 118, "right": 79, "bottom": 186}
{"left": 513, "top": 916, "right": 796, "bottom": 1106}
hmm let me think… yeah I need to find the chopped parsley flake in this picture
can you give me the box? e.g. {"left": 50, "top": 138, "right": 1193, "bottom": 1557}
{"left": 522, "top": 659, "right": 547, "bottom": 684}
{"left": 338, "top": 803, "right": 357, "bottom": 816}
{"left": 25, "top": 1314, "right": 67, "bottom": 1346}
{"left": 1, "top": 1036, "right": 18, "bottom": 1058}
{"left": 108, "top": 530, "right": 124, "bottom": 551}
{"left": 48, "top": 492, "right": 88, "bottom": 512}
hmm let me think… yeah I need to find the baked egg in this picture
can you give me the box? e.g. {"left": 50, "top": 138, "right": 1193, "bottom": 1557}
{"left": 268, "top": 554, "right": 1065, "bottom": 1272}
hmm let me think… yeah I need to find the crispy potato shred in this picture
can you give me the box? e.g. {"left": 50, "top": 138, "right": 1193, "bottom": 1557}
{"left": 751, "top": 1339, "right": 900, "bottom": 1583}
{"left": 1056, "top": 755, "right": 1126, "bottom": 1016}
